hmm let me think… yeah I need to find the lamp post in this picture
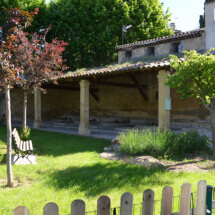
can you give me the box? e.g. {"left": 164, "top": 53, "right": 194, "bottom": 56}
{"left": 122, "top": 25, "right": 133, "bottom": 45}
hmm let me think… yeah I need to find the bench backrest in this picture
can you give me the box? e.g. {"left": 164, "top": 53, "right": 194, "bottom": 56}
{"left": 12, "top": 128, "right": 33, "bottom": 152}
{"left": 12, "top": 128, "right": 21, "bottom": 146}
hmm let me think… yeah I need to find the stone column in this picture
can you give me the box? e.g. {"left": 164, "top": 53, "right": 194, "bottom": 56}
{"left": 78, "top": 79, "right": 91, "bottom": 135}
{"left": 33, "top": 90, "right": 43, "bottom": 128}
{"left": 157, "top": 70, "right": 171, "bottom": 130}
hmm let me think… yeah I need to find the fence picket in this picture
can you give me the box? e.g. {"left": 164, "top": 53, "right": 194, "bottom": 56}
{"left": 179, "top": 183, "right": 191, "bottom": 215}
{"left": 13, "top": 206, "right": 29, "bottom": 215}
{"left": 161, "top": 186, "right": 173, "bottom": 215}
{"left": 97, "top": 196, "right": 111, "bottom": 215}
{"left": 71, "top": 199, "right": 85, "bottom": 215}
{"left": 194, "top": 180, "right": 207, "bottom": 215}
{"left": 120, "top": 192, "right": 133, "bottom": 215}
{"left": 142, "top": 189, "right": 154, "bottom": 215}
{"left": 43, "top": 202, "right": 58, "bottom": 215}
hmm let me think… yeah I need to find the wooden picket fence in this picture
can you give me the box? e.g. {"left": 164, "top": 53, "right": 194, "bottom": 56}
{"left": 13, "top": 180, "right": 213, "bottom": 215}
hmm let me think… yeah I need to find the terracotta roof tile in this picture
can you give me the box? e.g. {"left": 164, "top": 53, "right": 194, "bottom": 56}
{"left": 57, "top": 59, "right": 173, "bottom": 80}
{"left": 115, "top": 29, "right": 205, "bottom": 50}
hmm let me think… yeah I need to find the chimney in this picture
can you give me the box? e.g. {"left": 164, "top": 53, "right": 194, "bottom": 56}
{"left": 170, "top": 23, "right": 176, "bottom": 31}
{"left": 205, "top": 0, "right": 215, "bottom": 49}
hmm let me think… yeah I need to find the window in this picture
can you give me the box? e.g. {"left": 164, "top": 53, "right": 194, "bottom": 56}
{"left": 125, "top": 51, "right": 132, "bottom": 59}
{"left": 146, "top": 47, "right": 155, "bottom": 56}
{"left": 171, "top": 42, "right": 180, "bottom": 53}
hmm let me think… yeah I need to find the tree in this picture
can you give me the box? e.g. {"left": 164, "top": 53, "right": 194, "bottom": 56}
{"left": 11, "top": 24, "right": 68, "bottom": 129}
{"left": 165, "top": 50, "right": 215, "bottom": 158}
{"left": 46, "top": 0, "right": 172, "bottom": 70}
{"left": 0, "top": 7, "right": 35, "bottom": 187}
{"left": 0, "top": 7, "right": 68, "bottom": 187}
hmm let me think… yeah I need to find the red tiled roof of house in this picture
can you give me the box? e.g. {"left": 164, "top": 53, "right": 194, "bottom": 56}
{"left": 57, "top": 59, "right": 172, "bottom": 80}
{"left": 115, "top": 29, "right": 205, "bottom": 51}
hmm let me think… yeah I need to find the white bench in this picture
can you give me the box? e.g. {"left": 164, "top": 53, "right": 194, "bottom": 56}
{"left": 12, "top": 128, "right": 34, "bottom": 163}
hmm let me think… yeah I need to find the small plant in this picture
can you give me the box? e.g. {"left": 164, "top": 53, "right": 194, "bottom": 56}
{"left": 21, "top": 126, "right": 31, "bottom": 141}
{"left": 118, "top": 128, "right": 212, "bottom": 158}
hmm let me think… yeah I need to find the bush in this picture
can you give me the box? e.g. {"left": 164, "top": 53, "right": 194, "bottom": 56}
{"left": 118, "top": 128, "right": 212, "bottom": 158}
{"left": 20, "top": 126, "right": 31, "bottom": 141}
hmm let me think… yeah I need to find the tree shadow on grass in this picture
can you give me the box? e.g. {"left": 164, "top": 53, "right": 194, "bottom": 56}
{"left": 46, "top": 161, "right": 179, "bottom": 197}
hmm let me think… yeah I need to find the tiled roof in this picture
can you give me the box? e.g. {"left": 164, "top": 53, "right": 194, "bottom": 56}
{"left": 57, "top": 59, "right": 172, "bottom": 80}
{"left": 116, "top": 29, "right": 205, "bottom": 51}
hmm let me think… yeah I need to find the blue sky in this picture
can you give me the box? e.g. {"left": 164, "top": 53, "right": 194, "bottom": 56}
{"left": 161, "top": 0, "right": 205, "bottom": 31}
{"left": 45, "top": 0, "right": 205, "bottom": 32}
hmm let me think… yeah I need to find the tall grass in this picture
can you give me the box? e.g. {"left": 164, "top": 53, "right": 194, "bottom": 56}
{"left": 118, "top": 128, "right": 212, "bottom": 158}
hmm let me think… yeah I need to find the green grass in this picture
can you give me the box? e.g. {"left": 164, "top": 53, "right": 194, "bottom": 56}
{"left": 0, "top": 125, "right": 215, "bottom": 214}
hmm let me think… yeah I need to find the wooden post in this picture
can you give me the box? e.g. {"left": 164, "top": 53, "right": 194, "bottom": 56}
{"left": 120, "top": 192, "right": 133, "bottom": 215}
{"left": 13, "top": 206, "right": 29, "bottom": 215}
{"left": 194, "top": 180, "right": 207, "bottom": 215}
{"left": 71, "top": 199, "right": 85, "bottom": 215}
{"left": 142, "top": 189, "right": 154, "bottom": 215}
{"left": 43, "top": 202, "right": 59, "bottom": 215}
{"left": 161, "top": 186, "right": 173, "bottom": 215}
{"left": 97, "top": 196, "right": 110, "bottom": 215}
{"left": 179, "top": 183, "right": 191, "bottom": 215}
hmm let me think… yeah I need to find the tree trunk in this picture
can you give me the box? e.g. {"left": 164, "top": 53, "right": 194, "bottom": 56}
{"left": 23, "top": 91, "right": 27, "bottom": 129}
{"left": 5, "top": 84, "right": 13, "bottom": 187}
{"left": 210, "top": 99, "right": 215, "bottom": 159}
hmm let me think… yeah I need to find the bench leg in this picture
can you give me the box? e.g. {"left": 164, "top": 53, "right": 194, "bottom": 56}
{"left": 13, "top": 154, "right": 22, "bottom": 164}
{"left": 25, "top": 155, "right": 32, "bottom": 164}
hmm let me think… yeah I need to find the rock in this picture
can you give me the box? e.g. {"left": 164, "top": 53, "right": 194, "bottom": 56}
{"left": 104, "top": 144, "right": 120, "bottom": 152}
{"left": 111, "top": 137, "right": 119, "bottom": 144}
{"left": 100, "top": 152, "right": 122, "bottom": 160}
{"left": 130, "top": 156, "right": 165, "bottom": 168}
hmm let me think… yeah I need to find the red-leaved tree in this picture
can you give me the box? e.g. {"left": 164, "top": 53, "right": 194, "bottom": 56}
{"left": 11, "top": 24, "right": 68, "bottom": 129}
{"left": 0, "top": 8, "right": 68, "bottom": 187}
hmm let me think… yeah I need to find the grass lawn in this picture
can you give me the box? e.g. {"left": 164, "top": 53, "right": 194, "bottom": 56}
{"left": 0, "top": 125, "right": 215, "bottom": 214}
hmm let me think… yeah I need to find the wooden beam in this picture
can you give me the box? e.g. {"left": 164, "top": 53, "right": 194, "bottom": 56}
{"left": 89, "top": 89, "right": 99, "bottom": 102}
{"left": 129, "top": 75, "right": 148, "bottom": 101}
{"left": 43, "top": 84, "right": 98, "bottom": 92}
{"left": 93, "top": 80, "right": 148, "bottom": 89}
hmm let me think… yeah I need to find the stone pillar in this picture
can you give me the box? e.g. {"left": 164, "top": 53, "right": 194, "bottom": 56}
{"left": 157, "top": 70, "right": 171, "bottom": 130}
{"left": 78, "top": 80, "right": 91, "bottom": 135}
{"left": 33, "top": 90, "right": 42, "bottom": 128}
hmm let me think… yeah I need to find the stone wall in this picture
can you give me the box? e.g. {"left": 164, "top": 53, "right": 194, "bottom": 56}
{"left": 0, "top": 91, "right": 5, "bottom": 123}
{"left": 10, "top": 71, "right": 210, "bottom": 127}
{"left": 118, "top": 33, "right": 206, "bottom": 63}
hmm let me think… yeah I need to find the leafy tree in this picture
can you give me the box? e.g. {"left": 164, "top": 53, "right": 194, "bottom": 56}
{"left": 166, "top": 50, "right": 215, "bottom": 158}
{"left": 0, "top": 7, "right": 34, "bottom": 187}
{"left": 46, "top": 0, "right": 172, "bottom": 70}
{"left": 0, "top": 7, "right": 68, "bottom": 187}
{"left": 11, "top": 23, "right": 68, "bottom": 129}
{"left": 199, "top": 14, "right": 205, "bottom": 28}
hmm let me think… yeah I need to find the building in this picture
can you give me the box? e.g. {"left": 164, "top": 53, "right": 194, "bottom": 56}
{"left": 0, "top": 0, "right": 215, "bottom": 136}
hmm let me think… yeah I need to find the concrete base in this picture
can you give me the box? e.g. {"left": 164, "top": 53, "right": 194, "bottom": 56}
{"left": 78, "top": 123, "right": 91, "bottom": 135}
{"left": 12, "top": 154, "right": 37, "bottom": 165}
{"left": 33, "top": 120, "right": 43, "bottom": 129}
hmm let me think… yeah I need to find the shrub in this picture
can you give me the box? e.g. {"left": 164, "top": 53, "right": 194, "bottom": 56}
{"left": 118, "top": 128, "right": 212, "bottom": 158}
{"left": 20, "top": 126, "right": 31, "bottom": 141}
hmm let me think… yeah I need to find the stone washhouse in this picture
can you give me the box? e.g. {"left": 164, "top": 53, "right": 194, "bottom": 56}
{"left": 0, "top": 0, "right": 215, "bottom": 138}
